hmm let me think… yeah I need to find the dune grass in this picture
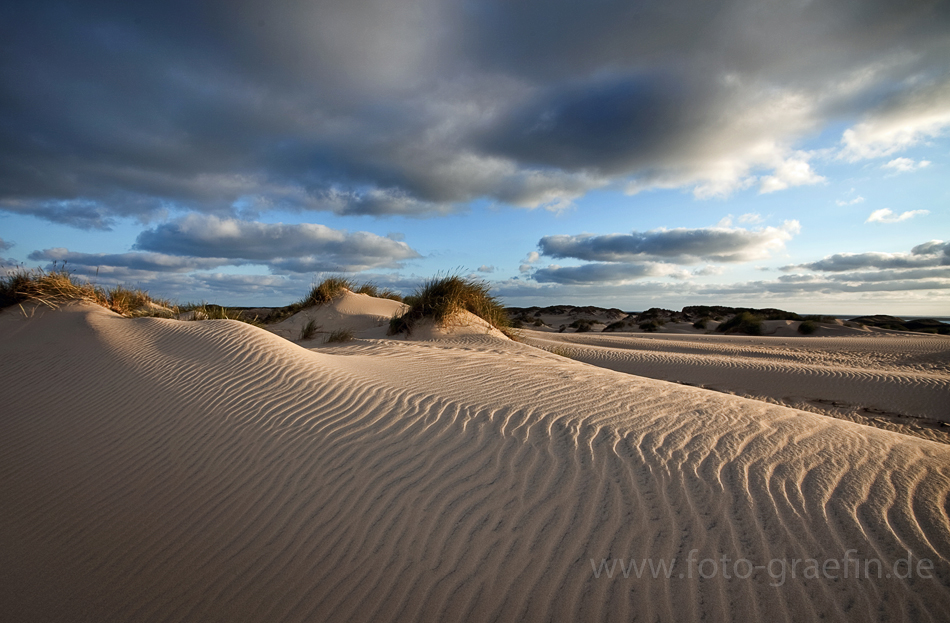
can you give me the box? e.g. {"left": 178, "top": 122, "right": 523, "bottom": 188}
{"left": 0, "top": 267, "right": 175, "bottom": 317}
{"left": 300, "top": 318, "right": 321, "bottom": 340}
{"left": 388, "top": 274, "right": 512, "bottom": 338}
{"left": 325, "top": 328, "right": 355, "bottom": 343}
{"left": 179, "top": 303, "right": 261, "bottom": 325}
{"left": 299, "top": 276, "right": 355, "bottom": 307}
{"left": 354, "top": 282, "right": 403, "bottom": 302}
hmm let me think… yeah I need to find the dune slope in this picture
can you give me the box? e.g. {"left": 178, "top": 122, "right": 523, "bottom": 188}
{"left": 1, "top": 303, "right": 949, "bottom": 622}
{"left": 522, "top": 330, "right": 950, "bottom": 425}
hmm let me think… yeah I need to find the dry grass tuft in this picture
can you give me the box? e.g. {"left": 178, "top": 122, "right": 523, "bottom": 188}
{"left": 354, "top": 282, "right": 403, "bottom": 302}
{"left": 300, "top": 276, "right": 354, "bottom": 307}
{"left": 388, "top": 274, "right": 512, "bottom": 338}
{"left": 325, "top": 328, "right": 355, "bottom": 343}
{"left": 300, "top": 318, "right": 321, "bottom": 341}
{"left": 1, "top": 267, "right": 174, "bottom": 317}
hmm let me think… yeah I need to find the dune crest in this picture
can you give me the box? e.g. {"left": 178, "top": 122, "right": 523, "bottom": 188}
{"left": 1, "top": 302, "right": 949, "bottom": 622}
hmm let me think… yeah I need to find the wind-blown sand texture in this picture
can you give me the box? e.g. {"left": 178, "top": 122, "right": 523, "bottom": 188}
{"left": 2, "top": 301, "right": 949, "bottom": 622}
{"left": 522, "top": 329, "right": 950, "bottom": 438}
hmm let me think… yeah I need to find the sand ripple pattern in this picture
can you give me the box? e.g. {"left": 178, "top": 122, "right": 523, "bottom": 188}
{"left": 524, "top": 331, "right": 950, "bottom": 422}
{"left": 1, "top": 304, "right": 949, "bottom": 622}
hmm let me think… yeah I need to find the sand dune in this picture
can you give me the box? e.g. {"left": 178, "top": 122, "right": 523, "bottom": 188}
{"left": 2, "top": 302, "right": 949, "bottom": 622}
{"left": 522, "top": 329, "right": 950, "bottom": 430}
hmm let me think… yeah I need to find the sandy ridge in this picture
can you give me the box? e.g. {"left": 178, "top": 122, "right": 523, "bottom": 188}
{"left": 1, "top": 303, "right": 949, "bottom": 622}
{"left": 522, "top": 330, "right": 950, "bottom": 424}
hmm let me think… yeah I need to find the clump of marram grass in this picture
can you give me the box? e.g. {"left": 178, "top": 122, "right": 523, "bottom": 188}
{"left": 179, "top": 303, "right": 261, "bottom": 325}
{"left": 300, "top": 276, "right": 355, "bottom": 307}
{"left": 387, "top": 274, "right": 512, "bottom": 338}
{"left": 325, "top": 328, "right": 355, "bottom": 343}
{"left": 355, "top": 282, "right": 403, "bottom": 302}
{"left": 1, "top": 266, "right": 175, "bottom": 318}
{"left": 300, "top": 318, "right": 321, "bottom": 340}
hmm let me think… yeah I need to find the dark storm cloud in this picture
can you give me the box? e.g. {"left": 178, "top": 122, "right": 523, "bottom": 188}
{"left": 2, "top": 0, "right": 949, "bottom": 225}
{"left": 786, "top": 240, "right": 949, "bottom": 272}
{"left": 539, "top": 222, "right": 800, "bottom": 264}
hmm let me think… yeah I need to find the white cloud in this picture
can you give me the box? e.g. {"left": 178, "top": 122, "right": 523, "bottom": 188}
{"left": 836, "top": 196, "right": 865, "bottom": 206}
{"left": 759, "top": 153, "right": 826, "bottom": 193}
{"left": 477, "top": 265, "right": 496, "bottom": 273}
{"left": 737, "top": 213, "right": 763, "bottom": 224}
{"left": 883, "top": 157, "right": 932, "bottom": 173}
{"left": 865, "top": 208, "right": 929, "bottom": 224}
{"left": 839, "top": 79, "right": 950, "bottom": 161}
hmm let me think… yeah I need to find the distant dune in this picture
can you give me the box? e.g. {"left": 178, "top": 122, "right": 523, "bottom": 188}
{"left": 1, "top": 299, "right": 949, "bottom": 622}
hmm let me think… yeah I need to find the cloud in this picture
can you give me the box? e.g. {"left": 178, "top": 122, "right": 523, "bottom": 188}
{"left": 27, "top": 249, "right": 230, "bottom": 273}
{"left": 477, "top": 265, "right": 496, "bottom": 273}
{"left": 785, "top": 240, "right": 948, "bottom": 272}
{"left": 839, "top": 79, "right": 950, "bottom": 162}
{"left": 693, "top": 265, "right": 725, "bottom": 277}
{"left": 865, "top": 208, "right": 929, "bottom": 223}
{"left": 2, "top": 1, "right": 948, "bottom": 226}
{"left": 134, "top": 215, "right": 420, "bottom": 271}
{"left": 883, "top": 157, "right": 932, "bottom": 173}
{"left": 0, "top": 238, "right": 12, "bottom": 252}
{"left": 519, "top": 251, "right": 541, "bottom": 273}
{"left": 836, "top": 196, "right": 865, "bottom": 206}
{"left": 758, "top": 153, "right": 826, "bottom": 193}
{"left": 737, "top": 213, "right": 763, "bottom": 224}
{"left": 538, "top": 221, "right": 800, "bottom": 264}
{"left": 532, "top": 262, "right": 689, "bottom": 285}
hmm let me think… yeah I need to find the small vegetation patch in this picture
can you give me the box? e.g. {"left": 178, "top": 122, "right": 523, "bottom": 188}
{"left": 639, "top": 319, "right": 662, "bottom": 332}
{"left": 355, "top": 282, "right": 403, "bottom": 302}
{"left": 325, "top": 328, "right": 355, "bottom": 343}
{"left": 717, "top": 311, "right": 763, "bottom": 336}
{"left": 300, "top": 276, "right": 355, "bottom": 307}
{"left": 798, "top": 319, "right": 818, "bottom": 334}
{"left": 299, "top": 318, "right": 321, "bottom": 341}
{"left": 693, "top": 318, "right": 709, "bottom": 330}
{"left": 569, "top": 318, "right": 595, "bottom": 332}
{"left": 388, "top": 274, "right": 512, "bottom": 338}
{"left": 180, "top": 303, "right": 259, "bottom": 324}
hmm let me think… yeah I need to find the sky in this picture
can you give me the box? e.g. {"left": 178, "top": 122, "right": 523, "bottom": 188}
{"left": 1, "top": 0, "right": 948, "bottom": 315}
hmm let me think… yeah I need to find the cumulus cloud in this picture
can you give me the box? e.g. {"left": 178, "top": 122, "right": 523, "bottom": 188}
{"left": 538, "top": 221, "right": 800, "bottom": 264}
{"left": 758, "top": 153, "right": 826, "bottom": 193}
{"left": 133, "top": 215, "right": 420, "bottom": 271}
{"left": 883, "top": 157, "right": 932, "bottom": 173}
{"left": 477, "top": 265, "right": 496, "bottom": 273}
{"left": 1, "top": 1, "right": 948, "bottom": 226}
{"left": 865, "top": 208, "right": 929, "bottom": 224}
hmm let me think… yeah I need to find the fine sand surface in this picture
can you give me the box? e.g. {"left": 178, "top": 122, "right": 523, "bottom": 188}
{"left": 2, "top": 301, "right": 950, "bottom": 622}
{"left": 521, "top": 329, "right": 950, "bottom": 440}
